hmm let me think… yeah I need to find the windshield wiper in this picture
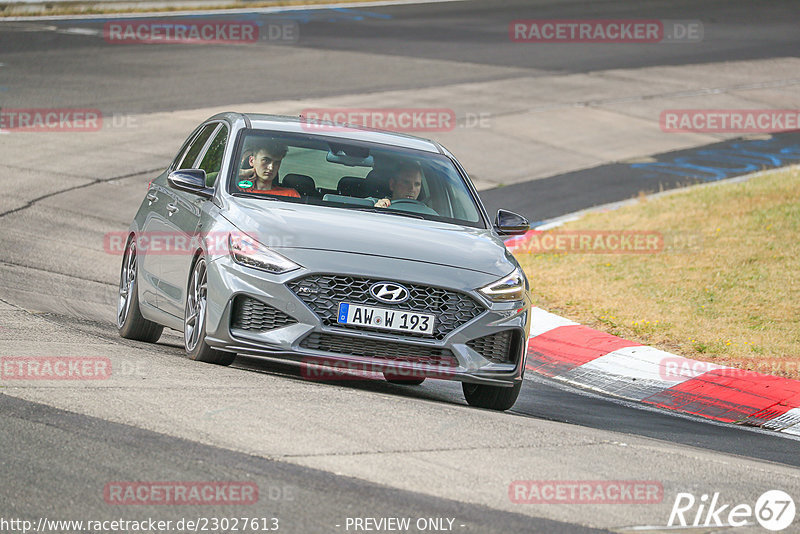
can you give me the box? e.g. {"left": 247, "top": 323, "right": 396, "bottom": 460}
{"left": 352, "top": 207, "right": 425, "bottom": 220}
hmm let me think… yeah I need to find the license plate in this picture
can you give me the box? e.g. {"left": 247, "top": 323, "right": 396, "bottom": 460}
{"left": 337, "top": 302, "right": 435, "bottom": 335}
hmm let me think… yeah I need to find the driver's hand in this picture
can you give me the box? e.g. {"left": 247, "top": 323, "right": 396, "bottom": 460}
{"left": 239, "top": 168, "right": 256, "bottom": 179}
{"left": 374, "top": 198, "right": 391, "bottom": 208}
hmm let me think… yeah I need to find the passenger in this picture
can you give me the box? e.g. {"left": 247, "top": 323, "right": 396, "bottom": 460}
{"left": 374, "top": 161, "right": 423, "bottom": 208}
{"left": 238, "top": 139, "right": 300, "bottom": 198}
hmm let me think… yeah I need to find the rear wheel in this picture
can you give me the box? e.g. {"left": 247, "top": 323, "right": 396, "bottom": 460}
{"left": 184, "top": 257, "right": 235, "bottom": 366}
{"left": 462, "top": 380, "right": 522, "bottom": 411}
{"left": 117, "top": 238, "right": 163, "bottom": 343}
{"left": 383, "top": 372, "right": 425, "bottom": 386}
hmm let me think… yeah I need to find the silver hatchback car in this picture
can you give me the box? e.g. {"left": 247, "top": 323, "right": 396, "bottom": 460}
{"left": 117, "top": 112, "right": 531, "bottom": 410}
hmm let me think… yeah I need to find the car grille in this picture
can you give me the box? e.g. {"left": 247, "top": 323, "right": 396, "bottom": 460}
{"left": 287, "top": 275, "right": 485, "bottom": 340}
{"left": 466, "top": 330, "right": 521, "bottom": 364}
{"left": 230, "top": 296, "right": 297, "bottom": 332}
{"left": 300, "top": 332, "right": 458, "bottom": 367}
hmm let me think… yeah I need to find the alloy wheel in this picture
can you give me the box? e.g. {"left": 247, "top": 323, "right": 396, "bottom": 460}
{"left": 184, "top": 258, "right": 208, "bottom": 352}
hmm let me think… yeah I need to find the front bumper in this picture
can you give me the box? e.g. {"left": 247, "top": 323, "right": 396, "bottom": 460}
{"left": 203, "top": 254, "right": 531, "bottom": 386}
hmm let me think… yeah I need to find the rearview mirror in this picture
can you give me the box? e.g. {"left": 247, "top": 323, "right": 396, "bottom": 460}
{"left": 326, "top": 151, "right": 374, "bottom": 167}
{"left": 494, "top": 209, "right": 529, "bottom": 236}
{"left": 168, "top": 169, "right": 214, "bottom": 199}
{"left": 327, "top": 142, "right": 373, "bottom": 167}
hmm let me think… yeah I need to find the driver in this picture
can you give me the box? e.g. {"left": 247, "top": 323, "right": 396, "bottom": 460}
{"left": 374, "top": 161, "right": 423, "bottom": 208}
{"left": 238, "top": 139, "right": 300, "bottom": 198}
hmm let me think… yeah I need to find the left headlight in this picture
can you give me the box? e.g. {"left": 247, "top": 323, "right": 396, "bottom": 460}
{"left": 478, "top": 267, "right": 527, "bottom": 302}
{"left": 229, "top": 233, "right": 300, "bottom": 274}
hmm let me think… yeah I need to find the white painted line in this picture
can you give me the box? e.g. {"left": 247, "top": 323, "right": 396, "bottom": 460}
{"left": 529, "top": 307, "right": 578, "bottom": 338}
{"left": 535, "top": 215, "right": 580, "bottom": 231}
{"left": 782, "top": 424, "right": 800, "bottom": 436}
{"left": 58, "top": 27, "right": 100, "bottom": 35}
{"left": 763, "top": 407, "right": 800, "bottom": 432}
{"left": 532, "top": 164, "right": 800, "bottom": 231}
{"left": 0, "top": 0, "right": 468, "bottom": 22}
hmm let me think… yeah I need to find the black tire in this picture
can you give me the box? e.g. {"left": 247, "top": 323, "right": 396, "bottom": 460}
{"left": 117, "top": 237, "right": 164, "bottom": 343}
{"left": 462, "top": 380, "right": 522, "bottom": 411}
{"left": 184, "top": 256, "right": 235, "bottom": 366}
{"left": 383, "top": 372, "right": 426, "bottom": 386}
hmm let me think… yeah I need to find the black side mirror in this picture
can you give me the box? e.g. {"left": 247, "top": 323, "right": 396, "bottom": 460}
{"left": 494, "top": 209, "right": 529, "bottom": 236}
{"left": 168, "top": 169, "right": 214, "bottom": 199}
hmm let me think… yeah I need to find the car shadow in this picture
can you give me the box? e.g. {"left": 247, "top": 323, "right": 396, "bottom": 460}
{"left": 229, "top": 353, "right": 469, "bottom": 407}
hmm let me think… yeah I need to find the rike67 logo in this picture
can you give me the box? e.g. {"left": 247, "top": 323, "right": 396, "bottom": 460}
{"left": 668, "top": 490, "right": 796, "bottom": 531}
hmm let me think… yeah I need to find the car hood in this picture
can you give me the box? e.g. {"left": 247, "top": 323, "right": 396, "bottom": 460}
{"left": 225, "top": 198, "right": 516, "bottom": 276}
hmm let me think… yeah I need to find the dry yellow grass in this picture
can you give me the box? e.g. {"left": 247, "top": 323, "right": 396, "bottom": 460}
{"left": 515, "top": 167, "right": 800, "bottom": 378}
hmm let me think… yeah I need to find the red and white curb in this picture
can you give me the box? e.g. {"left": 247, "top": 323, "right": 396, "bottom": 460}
{"left": 524, "top": 307, "right": 800, "bottom": 435}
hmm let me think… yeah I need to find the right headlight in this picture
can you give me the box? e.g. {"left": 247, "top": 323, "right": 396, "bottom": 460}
{"left": 229, "top": 233, "right": 300, "bottom": 274}
{"left": 478, "top": 268, "right": 527, "bottom": 302}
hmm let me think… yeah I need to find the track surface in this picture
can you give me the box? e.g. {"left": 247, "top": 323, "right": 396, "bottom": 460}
{"left": 1, "top": 0, "right": 798, "bottom": 112}
{"left": 1, "top": 1, "right": 799, "bottom": 532}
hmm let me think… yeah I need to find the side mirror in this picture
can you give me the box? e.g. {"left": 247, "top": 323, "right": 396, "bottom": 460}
{"left": 494, "top": 209, "right": 529, "bottom": 236}
{"left": 168, "top": 169, "right": 214, "bottom": 199}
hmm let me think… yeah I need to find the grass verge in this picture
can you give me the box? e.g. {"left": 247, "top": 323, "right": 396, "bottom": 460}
{"left": 514, "top": 166, "right": 800, "bottom": 378}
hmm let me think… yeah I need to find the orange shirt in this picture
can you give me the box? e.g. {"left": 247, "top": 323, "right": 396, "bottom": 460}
{"left": 241, "top": 185, "right": 301, "bottom": 198}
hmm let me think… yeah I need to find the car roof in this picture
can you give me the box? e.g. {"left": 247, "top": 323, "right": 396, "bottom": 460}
{"left": 211, "top": 112, "right": 444, "bottom": 154}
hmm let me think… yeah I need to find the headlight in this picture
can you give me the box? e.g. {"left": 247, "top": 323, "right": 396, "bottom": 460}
{"left": 479, "top": 268, "right": 527, "bottom": 302}
{"left": 229, "top": 233, "right": 300, "bottom": 274}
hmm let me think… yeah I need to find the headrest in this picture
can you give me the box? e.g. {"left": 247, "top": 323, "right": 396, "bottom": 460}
{"left": 337, "top": 176, "right": 366, "bottom": 197}
{"left": 364, "top": 169, "right": 391, "bottom": 198}
{"left": 281, "top": 173, "right": 315, "bottom": 196}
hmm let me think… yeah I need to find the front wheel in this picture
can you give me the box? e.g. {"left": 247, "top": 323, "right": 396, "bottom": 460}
{"left": 117, "top": 237, "right": 163, "bottom": 343}
{"left": 184, "top": 257, "right": 235, "bottom": 366}
{"left": 462, "top": 380, "right": 522, "bottom": 411}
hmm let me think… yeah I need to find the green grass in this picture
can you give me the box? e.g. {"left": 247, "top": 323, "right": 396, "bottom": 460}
{"left": 515, "top": 167, "right": 800, "bottom": 377}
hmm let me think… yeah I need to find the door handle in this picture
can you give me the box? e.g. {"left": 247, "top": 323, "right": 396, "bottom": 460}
{"left": 166, "top": 203, "right": 179, "bottom": 216}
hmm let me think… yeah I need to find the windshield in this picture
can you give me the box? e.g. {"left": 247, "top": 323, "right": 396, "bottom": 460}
{"left": 227, "top": 129, "right": 485, "bottom": 228}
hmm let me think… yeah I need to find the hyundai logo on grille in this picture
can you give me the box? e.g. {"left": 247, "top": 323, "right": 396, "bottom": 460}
{"left": 370, "top": 282, "right": 410, "bottom": 304}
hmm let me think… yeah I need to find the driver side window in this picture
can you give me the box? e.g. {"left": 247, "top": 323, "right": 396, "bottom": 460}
{"left": 198, "top": 125, "right": 229, "bottom": 187}
{"left": 176, "top": 123, "right": 218, "bottom": 170}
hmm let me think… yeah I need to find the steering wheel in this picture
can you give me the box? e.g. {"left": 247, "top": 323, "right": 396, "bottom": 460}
{"left": 389, "top": 198, "right": 426, "bottom": 207}
{"left": 388, "top": 198, "right": 439, "bottom": 216}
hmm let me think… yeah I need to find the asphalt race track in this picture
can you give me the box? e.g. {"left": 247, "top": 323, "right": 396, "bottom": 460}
{"left": 1, "top": 1, "right": 799, "bottom": 533}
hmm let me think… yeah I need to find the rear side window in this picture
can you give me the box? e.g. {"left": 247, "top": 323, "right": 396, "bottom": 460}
{"left": 176, "top": 123, "right": 217, "bottom": 170}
